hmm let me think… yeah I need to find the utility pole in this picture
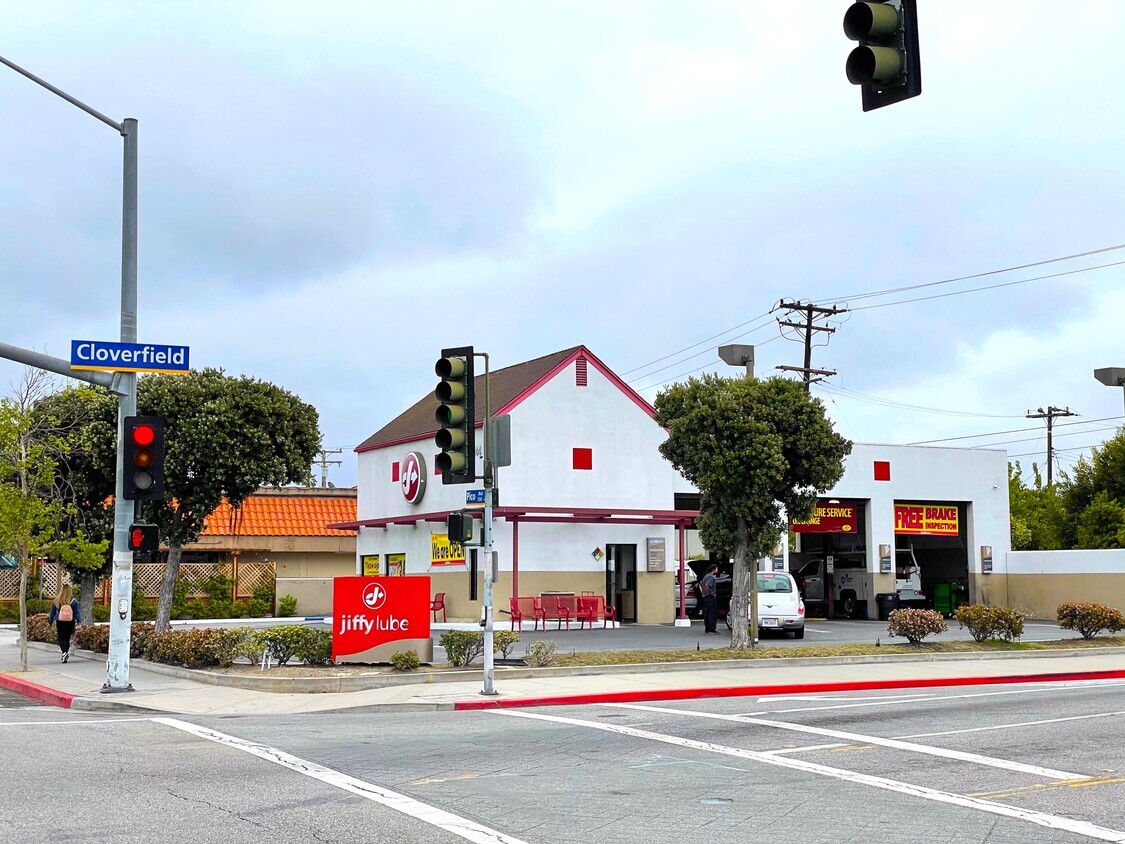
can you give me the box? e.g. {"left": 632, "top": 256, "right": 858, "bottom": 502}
{"left": 773, "top": 300, "right": 848, "bottom": 390}
{"left": 314, "top": 448, "right": 342, "bottom": 487}
{"left": 1025, "top": 406, "right": 1078, "bottom": 486}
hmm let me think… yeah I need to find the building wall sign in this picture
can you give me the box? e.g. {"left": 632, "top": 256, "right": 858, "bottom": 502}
{"left": 332, "top": 576, "right": 433, "bottom": 663}
{"left": 895, "top": 503, "right": 960, "bottom": 536}
{"left": 646, "top": 537, "right": 666, "bottom": 572}
{"left": 400, "top": 452, "right": 427, "bottom": 505}
{"left": 791, "top": 501, "right": 858, "bottom": 534}
{"left": 430, "top": 533, "right": 466, "bottom": 566}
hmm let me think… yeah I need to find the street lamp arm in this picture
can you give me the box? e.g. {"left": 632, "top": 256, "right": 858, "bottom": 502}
{"left": 0, "top": 53, "right": 122, "bottom": 133}
{"left": 0, "top": 341, "right": 121, "bottom": 393}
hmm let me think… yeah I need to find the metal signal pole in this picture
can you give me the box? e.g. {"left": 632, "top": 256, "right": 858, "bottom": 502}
{"left": 476, "top": 352, "right": 498, "bottom": 696}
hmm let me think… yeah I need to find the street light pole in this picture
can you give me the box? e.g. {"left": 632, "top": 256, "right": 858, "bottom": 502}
{"left": 0, "top": 54, "right": 138, "bottom": 691}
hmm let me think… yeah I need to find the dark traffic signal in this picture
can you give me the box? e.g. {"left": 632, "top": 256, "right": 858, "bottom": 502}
{"left": 434, "top": 347, "right": 476, "bottom": 484}
{"left": 447, "top": 511, "right": 475, "bottom": 545}
{"left": 122, "top": 415, "right": 165, "bottom": 501}
{"left": 844, "top": 0, "right": 921, "bottom": 111}
{"left": 128, "top": 523, "right": 160, "bottom": 554}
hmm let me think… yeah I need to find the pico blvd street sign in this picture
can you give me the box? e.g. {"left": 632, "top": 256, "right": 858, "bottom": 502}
{"left": 465, "top": 488, "right": 486, "bottom": 508}
{"left": 71, "top": 340, "right": 190, "bottom": 374}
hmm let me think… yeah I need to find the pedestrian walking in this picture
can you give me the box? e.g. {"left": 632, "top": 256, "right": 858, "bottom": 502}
{"left": 700, "top": 564, "right": 719, "bottom": 634}
{"left": 48, "top": 583, "right": 81, "bottom": 663}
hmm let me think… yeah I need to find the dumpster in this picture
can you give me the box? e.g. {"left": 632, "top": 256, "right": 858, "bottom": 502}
{"left": 876, "top": 593, "right": 899, "bottom": 621}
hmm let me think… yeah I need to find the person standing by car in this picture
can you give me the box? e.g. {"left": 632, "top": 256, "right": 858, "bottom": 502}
{"left": 700, "top": 564, "right": 719, "bottom": 634}
{"left": 48, "top": 583, "right": 81, "bottom": 663}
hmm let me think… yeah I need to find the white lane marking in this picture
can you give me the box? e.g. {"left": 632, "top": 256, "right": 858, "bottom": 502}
{"left": 897, "top": 710, "right": 1125, "bottom": 740}
{"left": 493, "top": 709, "right": 1125, "bottom": 843}
{"left": 762, "top": 743, "right": 850, "bottom": 755}
{"left": 739, "top": 680, "right": 1125, "bottom": 716}
{"left": 0, "top": 717, "right": 153, "bottom": 727}
{"left": 607, "top": 703, "right": 1089, "bottom": 780}
{"left": 763, "top": 693, "right": 936, "bottom": 703}
{"left": 154, "top": 718, "right": 532, "bottom": 844}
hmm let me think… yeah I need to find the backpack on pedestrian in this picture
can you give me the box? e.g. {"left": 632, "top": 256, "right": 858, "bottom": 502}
{"left": 58, "top": 602, "right": 73, "bottom": 622}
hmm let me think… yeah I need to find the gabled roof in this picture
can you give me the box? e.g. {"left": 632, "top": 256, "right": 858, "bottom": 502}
{"left": 360, "top": 345, "right": 656, "bottom": 453}
{"left": 201, "top": 488, "right": 358, "bottom": 537}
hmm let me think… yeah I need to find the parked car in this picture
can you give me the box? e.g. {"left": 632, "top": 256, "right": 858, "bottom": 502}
{"left": 721, "top": 571, "right": 805, "bottom": 638}
{"left": 673, "top": 571, "right": 699, "bottom": 617}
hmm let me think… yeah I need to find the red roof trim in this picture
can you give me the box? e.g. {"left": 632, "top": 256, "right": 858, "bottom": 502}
{"left": 355, "top": 422, "right": 485, "bottom": 455}
{"left": 329, "top": 505, "right": 699, "bottom": 531}
{"left": 496, "top": 346, "right": 657, "bottom": 419}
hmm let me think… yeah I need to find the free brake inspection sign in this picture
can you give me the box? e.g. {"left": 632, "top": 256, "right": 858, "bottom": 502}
{"left": 71, "top": 340, "right": 190, "bottom": 374}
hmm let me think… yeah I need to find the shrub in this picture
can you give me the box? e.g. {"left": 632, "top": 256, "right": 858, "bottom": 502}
{"left": 278, "top": 595, "right": 298, "bottom": 617}
{"left": 26, "top": 613, "right": 57, "bottom": 645}
{"left": 887, "top": 608, "right": 948, "bottom": 644}
{"left": 237, "top": 631, "right": 270, "bottom": 667}
{"left": 208, "top": 628, "right": 252, "bottom": 667}
{"left": 390, "top": 650, "right": 421, "bottom": 671}
{"left": 955, "top": 605, "right": 1026, "bottom": 642}
{"left": 527, "top": 639, "right": 557, "bottom": 667}
{"left": 256, "top": 625, "right": 312, "bottom": 666}
{"left": 142, "top": 629, "right": 218, "bottom": 669}
{"left": 130, "top": 622, "right": 155, "bottom": 659}
{"left": 0, "top": 603, "right": 18, "bottom": 624}
{"left": 92, "top": 604, "right": 110, "bottom": 622}
{"left": 201, "top": 566, "right": 234, "bottom": 604}
{"left": 247, "top": 597, "right": 271, "bottom": 618}
{"left": 73, "top": 624, "right": 110, "bottom": 653}
{"left": 253, "top": 580, "right": 276, "bottom": 614}
{"left": 440, "top": 630, "right": 485, "bottom": 667}
{"left": 296, "top": 629, "right": 333, "bottom": 666}
{"left": 1057, "top": 602, "right": 1125, "bottom": 640}
{"left": 492, "top": 630, "right": 520, "bottom": 659}
{"left": 25, "top": 598, "right": 53, "bottom": 616}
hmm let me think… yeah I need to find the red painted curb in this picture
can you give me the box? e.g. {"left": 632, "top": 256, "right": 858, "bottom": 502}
{"left": 453, "top": 668, "right": 1125, "bottom": 711}
{"left": 0, "top": 672, "right": 75, "bottom": 709}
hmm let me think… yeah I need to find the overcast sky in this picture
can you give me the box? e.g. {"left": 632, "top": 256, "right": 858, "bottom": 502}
{"left": 3, "top": 1, "right": 1123, "bottom": 488}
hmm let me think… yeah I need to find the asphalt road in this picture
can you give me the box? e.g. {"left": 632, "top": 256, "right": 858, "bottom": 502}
{"left": 2, "top": 679, "right": 1124, "bottom": 843}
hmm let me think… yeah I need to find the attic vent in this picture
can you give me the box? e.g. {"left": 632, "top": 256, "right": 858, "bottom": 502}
{"left": 576, "top": 357, "right": 588, "bottom": 387}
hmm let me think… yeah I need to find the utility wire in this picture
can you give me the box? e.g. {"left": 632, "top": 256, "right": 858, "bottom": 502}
{"left": 849, "top": 259, "right": 1125, "bottom": 312}
{"left": 908, "top": 415, "right": 1124, "bottom": 446}
{"left": 970, "top": 424, "right": 1122, "bottom": 449}
{"left": 621, "top": 311, "right": 773, "bottom": 377}
{"left": 814, "top": 383, "right": 1024, "bottom": 419}
{"left": 829, "top": 242, "right": 1125, "bottom": 302}
{"left": 635, "top": 335, "right": 782, "bottom": 392}
{"left": 625, "top": 316, "right": 774, "bottom": 384}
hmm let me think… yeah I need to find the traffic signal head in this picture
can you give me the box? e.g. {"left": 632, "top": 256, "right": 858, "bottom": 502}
{"left": 128, "top": 523, "right": 160, "bottom": 554}
{"left": 447, "top": 511, "right": 475, "bottom": 545}
{"left": 122, "top": 415, "right": 165, "bottom": 501}
{"left": 843, "top": 0, "right": 921, "bottom": 111}
{"left": 434, "top": 347, "right": 475, "bottom": 484}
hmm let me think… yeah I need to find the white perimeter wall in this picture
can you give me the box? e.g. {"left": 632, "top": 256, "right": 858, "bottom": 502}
{"left": 1007, "top": 549, "right": 1125, "bottom": 574}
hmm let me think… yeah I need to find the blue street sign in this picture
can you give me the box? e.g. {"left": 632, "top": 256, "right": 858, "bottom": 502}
{"left": 71, "top": 340, "right": 190, "bottom": 374}
{"left": 465, "top": 489, "right": 486, "bottom": 508}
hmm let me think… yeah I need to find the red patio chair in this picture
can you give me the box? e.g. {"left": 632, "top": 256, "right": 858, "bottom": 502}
{"left": 576, "top": 597, "right": 597, "bottom": 630}
{"left": 430, "top": 592, "right": 446, "bottom": 622}
{"left": 510, "top": 597, "right": 546, "bottom": 631}
{"left": 593, "top": 596, "right": 616, "bottom": 628}
{"left": 556, "top": 595, "right": 579, "bottom": 631}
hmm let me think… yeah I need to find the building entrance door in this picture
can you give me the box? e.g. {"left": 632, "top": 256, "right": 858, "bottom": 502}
{"left": 606, "top": 544, "right": 637, "bottom": 623}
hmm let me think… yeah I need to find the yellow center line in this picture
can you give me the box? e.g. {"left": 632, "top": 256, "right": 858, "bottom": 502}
{"left": 969, "top": 775, "right": 1125, "bottom": 800}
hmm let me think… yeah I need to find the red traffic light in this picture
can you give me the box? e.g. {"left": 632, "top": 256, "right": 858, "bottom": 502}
{"left": 132, "top": 424, "right": 156, "bottom": 446}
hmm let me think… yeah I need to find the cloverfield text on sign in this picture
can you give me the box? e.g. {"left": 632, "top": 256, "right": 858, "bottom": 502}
{"left": 332, "top": 576, "right": 434, "bottom": 664}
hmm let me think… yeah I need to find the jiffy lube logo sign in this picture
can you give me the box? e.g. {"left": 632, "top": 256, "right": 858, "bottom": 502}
{"left": 401, "top": 451, "right": 427, "bottom": 504}
{"left": 332, "top": 576, "right": 431, "bottom": 662}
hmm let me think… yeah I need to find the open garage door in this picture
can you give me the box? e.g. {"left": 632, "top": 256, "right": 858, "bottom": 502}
{"left": 894, "top": 501, "right": 970, "bottom": 616}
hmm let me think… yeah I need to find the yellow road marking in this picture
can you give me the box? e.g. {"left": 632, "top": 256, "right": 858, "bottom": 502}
{"left": 410, "top": 772, "right": 518, "bottom": 786}
{"left": 969, "top": 775, "right": 1125, "bottom": 800}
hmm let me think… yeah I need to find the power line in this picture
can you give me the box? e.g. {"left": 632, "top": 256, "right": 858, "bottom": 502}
{"left": 621, "top": 311, "right": 773, "bottom": 377}
{"left": 625, "top": 316, "right": 774, "bottom": 384}
{"left": 635, "top": 335, "right": 783, "bottom": 392}
{"left": 907, "top": 415, "right": 1125, "bottom": 446}
{"left": 814, "top": 383, "right": 1024, "bottom": 419}
{"left": 829, "top": 242, "right": 1125, "bottom": 302}
{"left": 970, "top": 424, "right": 1121, "bottom": 449}
{"left": 849, "top": 259, "right": 1125, "bottom": 312}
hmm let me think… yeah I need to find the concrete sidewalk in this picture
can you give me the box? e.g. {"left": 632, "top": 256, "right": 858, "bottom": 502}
{"left": 3, "top": 629, "right": 1125, "bottom": 715}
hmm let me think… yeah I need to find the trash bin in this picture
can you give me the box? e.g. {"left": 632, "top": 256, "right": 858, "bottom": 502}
{"left": 876, "top": 593, "right": 899, "bottom": 621}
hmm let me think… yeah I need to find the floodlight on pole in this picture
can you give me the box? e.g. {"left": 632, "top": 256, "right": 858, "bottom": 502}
{"left": 718, "top": 344, "right": 755, "bottom": 378}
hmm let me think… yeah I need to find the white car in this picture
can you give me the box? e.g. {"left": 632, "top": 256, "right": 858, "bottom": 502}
{"left": 726, "top": 572, "right": 805, "bottom": 638}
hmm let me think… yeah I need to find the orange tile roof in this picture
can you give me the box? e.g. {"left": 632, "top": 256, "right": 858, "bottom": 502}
{"left": 202, "top": 492, "right": 357, "bottom": 537}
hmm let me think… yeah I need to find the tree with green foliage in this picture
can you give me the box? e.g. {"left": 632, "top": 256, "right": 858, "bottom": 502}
{"left": 1007, "top": 461, "right": 1067, "bottom": 551}
{"left": 30, "top": 387, "right": 118, "bottom": 623}
{"left": 140, "top": 370, "right": 320, "bottom": 631}
{"left": 1063, "top": 427, "right": 1125, "bottom": 548}
{"left": 0, "top": 371, "right": 107, "bottom": 670}
{"left": 1074, "top": 491, "right": 1125, "bottom": 549}
{"left": 654, "top": 375, "right": 851, "bottom": 648}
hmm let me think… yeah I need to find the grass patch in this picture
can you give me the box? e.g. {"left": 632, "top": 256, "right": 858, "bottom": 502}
{"left": 551, "top": 637, "right": 1125, "bottom": 668}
